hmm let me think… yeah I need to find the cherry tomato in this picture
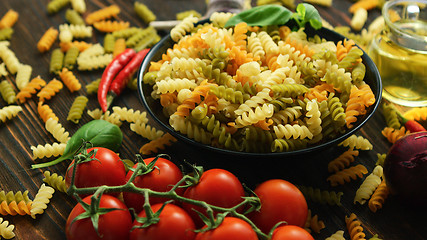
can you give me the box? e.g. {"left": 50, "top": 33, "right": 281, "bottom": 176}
{"left": 123, "top": 157, "right": 184, "bottom": 213}
{"left": 65, "top": 194, "right": 132, "bottom": 240}
{"left": 248, "top": 179, "right": 308, "bottom": 234}
{"left": 65, "top": 147, "right": 126, "bottom": 197}
{"left": 195, "top": 217, "right": 257, "bottom": 240}
{"left": 271, "top": 225, "right": 314, "bottom": 240}
{"left": 129, "top": 203, "right": 196, "bottom": 240}
{"left": 182, "top": 169, "right": 245, "bottom": 227}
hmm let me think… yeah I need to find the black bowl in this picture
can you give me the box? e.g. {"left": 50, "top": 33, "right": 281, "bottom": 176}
{"left": 137, "top": 23, "right": 382, "bottom": 158}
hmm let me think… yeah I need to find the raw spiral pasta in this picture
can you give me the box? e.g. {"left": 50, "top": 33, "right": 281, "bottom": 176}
{"left": 0, "top": 28, "right": 13, "bottom": 41}
{"left": 49, "top": 48, "right": 64, "bottom": 74}
{"left": 0, "top": 200, "right": 32, "bottom": 216}
{"left": 38, "top": 101, "right": 58, "bottom": 123}
{"left": 59, "top": 23, "right": 92, "bottom": 39}
{"left": 304, "top": 209, "right": 325, "bottom": 234}
{"left": 77, "top": 53, "right": 112, "bottom": 71}
{"left": 139, "top": 133, "right": 177, "bottom": 155}
{"left": 37, "top": 27, "right": 58, "bottom": 53}
{"left": 47, "top": 0, "right": 69, "bottom": 14}
{"left": 382, "top": 102, "right": 401, "bottom": 129}
{"left": 31, "top": 142, "right": 66, "bottom": 160}
{"left": 111, "top": 106, "right": 148, "bottom": 124}
{"left": 70, "top": 0, "right": 86, "bottom": 14}
{"left": 144, "top": 19, "right": 375, "bottom": 153}
{"left": 130, "top": 119, "right": 164, "bottom": 141}
{"left": 0, "top": 9, "right": 18, "bottom": 29}
{"left": 354, "top": 165, "right": 383, "bottom": 204}
{"left": 30, "top": 183, "right": 55, "bottom": 219}
{"left": 15, "top": 64, "right": 32, "bottom": 90}
{"left": 327, "top": 164, "right": 368, "bottom": 187}
{"left": 403, "top": 107, "right": 427, "bottom": 121}
{"left": 170, "top": 15, "right": 198, "bottom": 42}
{"left": 381, "top": 126, "right": 409, "bottom": 144}
{"left": 0, "top": 44, "right": 20, "bottom": 74}
{"left": 93, "top": 20, "right": 130, "bottom": 33}
{"left": 328, "top": 149, "right": 359, "bottom": 173}
{"left": 87, "top": 108, "right": 122, "bottom": 126}
{"left": 0, "top": 190, "right": 31, "bottom": 204}
{"left": 325, "top": 230, "right": 346, "bottom": 240}
{"left": 134, "top": 2, "right": 156, "bottom": 23}
{"left": 67, "top": 95, "right": 88, "bottom": 123}
{"left": 45, "top": 117, "right": 70, "bottom": 143}
{"left": 59, "top": 68, "right": 81, "bottom": 92}
{"left": 368, "top": 180, "right": 389, "bottom": 213}
{"left": 338, "top": 134, "right": 373, "bottom": 150}
{"left": 85, "top": 4, "right": 120, "bottom": 25}
{"left": 43, "top": 171, "right": 68, "bottom": 193}
{"left": 297, "top": 185, "right": 343, "bottom": 206}
{"left": 0, "top": 217, "right": 15, "bottom": 239}
{"left": 65, "top": 9, "right": 85, "bottom": 25}
{"left": 37, "top": 78, "right": 63, "bottom": 102}
{"left": 0, "top": 105, "right": 22, "bottom": 123}
{"left": 63, "top": 45, "right": 80, "bottom": 70}
{"left": 85, "top": 78, "right": 100, "bottom": 94}
{"left": 345, "top": 213, "right": 366, "bottom": 240}
{"left": 0, "top": 80, "right": 16, "bottom": 104}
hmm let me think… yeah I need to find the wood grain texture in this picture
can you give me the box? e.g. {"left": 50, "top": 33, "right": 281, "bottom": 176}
{"left": 0, "top": 0, "right": 425, "bottom": 239}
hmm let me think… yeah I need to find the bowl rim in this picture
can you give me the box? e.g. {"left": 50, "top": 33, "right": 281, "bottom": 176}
{"left": 137, "top": 23, "right": 382, "bottom": 157}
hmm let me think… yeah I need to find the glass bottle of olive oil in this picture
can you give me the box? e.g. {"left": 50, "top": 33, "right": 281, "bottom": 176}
{"left": 368, "top": 0, "right": 427, "bottom": 107}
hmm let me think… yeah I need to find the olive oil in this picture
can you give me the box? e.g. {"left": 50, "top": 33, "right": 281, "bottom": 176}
{"left": 369, "top": 23, "right": 427, "bottom": 107}
{"left": 368, "top": 0, "right": 427, "bottom": 107}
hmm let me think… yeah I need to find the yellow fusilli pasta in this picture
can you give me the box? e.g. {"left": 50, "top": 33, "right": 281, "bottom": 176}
{"left": 30, "top": 183, "right": 55, "bottom": 219}
{"left": 43, "top": 171, "right": 68, "bottom": 193}
{"left": 354, "top": 165, "right": 383, "bottom": 205}
{"left": 0, "top": 105, "right": 22, "bottom": 123}
{"left": 0, "top": 217, "right": 15, "bottom": 239}
{"left": 45, "top": 117, "right": 70, "bottom": 143}
{"left": 31, "top": 142, "right": 66, "bottom": 160}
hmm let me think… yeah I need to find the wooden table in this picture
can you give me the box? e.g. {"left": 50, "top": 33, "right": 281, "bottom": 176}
{"left": 0, "top": 0, "right": 424, "bottom": 239}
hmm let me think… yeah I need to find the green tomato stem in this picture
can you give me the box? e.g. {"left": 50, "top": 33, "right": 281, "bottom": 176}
{"left": 68, "top": 159, "right": 270, "bottom": 240}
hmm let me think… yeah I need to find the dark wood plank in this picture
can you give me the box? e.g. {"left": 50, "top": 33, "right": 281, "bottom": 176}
{"left": 0, "top": 0, "right": 425, "bottom": 239}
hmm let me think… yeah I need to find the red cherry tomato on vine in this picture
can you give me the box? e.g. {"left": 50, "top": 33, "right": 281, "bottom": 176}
{"left": 65, "top": 194, "right": 132, "bottom": 240}
{"left": 271, "top": 225, "right": 314, "bottom": 240}
{"left": 182, "top": 169, "right": 245, "bottom": 227}
{"left": 129, "top": 203, "right": 196, "bottom": 240}
{"left": 248, "top": 179, "right": 308, "bottom": 234}
{"left": 65, "top": 147, "right": 126, "bottom": 197}
{"left": 123, "top": 157, "right": 184, "bottom": 213}
{"left": 195, "top": 217, "right": 258, "bottom": 240}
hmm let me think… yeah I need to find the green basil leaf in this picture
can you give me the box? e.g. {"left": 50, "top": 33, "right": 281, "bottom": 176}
{"left": 32, "top": 120, "right": 123, "bottom": 169}
{"left": 296, "top": 3, "right": 306, "bottom": 20}
{"left": 302, "top": 3, "right": 322, "bottom": 30}
{"left": 224, "top": 5, "right": 292, "bottom": 28}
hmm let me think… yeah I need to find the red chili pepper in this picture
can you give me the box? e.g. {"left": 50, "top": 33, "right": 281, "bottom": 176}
{"left": 108, "top": 48, "right": 150, "bottom": 98}
{"left": 401, "top": 116, "right": 426, "bottom": 133}
{"left": 98, "top": 48, "right": 136, "bottom": 112}
{"left": 392, "top": 104, "right": 427, "bottom": 132}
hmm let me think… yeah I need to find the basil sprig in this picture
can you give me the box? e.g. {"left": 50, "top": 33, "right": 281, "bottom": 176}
{"left": 224, "top": 3, "right": 322, "bottom": 30}
{"left": 32, "top": 119, "right": 123, "bottom": 169}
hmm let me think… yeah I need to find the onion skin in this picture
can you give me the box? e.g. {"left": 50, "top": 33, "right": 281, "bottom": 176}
{"left": 383, "top": 132, "right": 427, "bottom": 206}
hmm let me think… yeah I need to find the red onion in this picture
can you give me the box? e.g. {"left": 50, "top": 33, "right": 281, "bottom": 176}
{"left": 383, "top": 132, "right": 427, "bottom": 205}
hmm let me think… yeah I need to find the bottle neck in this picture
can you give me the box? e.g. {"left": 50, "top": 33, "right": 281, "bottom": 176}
{"left": 384, "top": 0, "right": 427, "bottom": 52}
